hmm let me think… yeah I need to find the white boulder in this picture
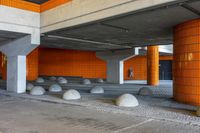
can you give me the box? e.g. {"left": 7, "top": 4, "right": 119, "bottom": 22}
{"left": 49, "top": 76, "right": 57, "bottom": 81}
{"left": 63, "top": 89, "right": 81, "bottom": 100}
{"left": 138, "top": 87, "right": 153, "bottom": 96}
{"left": 36, "top": 77, "right": 44, "bottom": 83}
{"left": 82, "top": 79, "right": 91, "bottom": 84}
{"left": 30, "top": 86, "right": 45, "bottom": 95}
{"left": 26, "top": 83, "right": 34, "bottom": 91}
{"left": 96, "top": 78, "right": 104, "bottom": 83}
{"left": 116, "top": 94, "right": 139, "bottom": 107}
{"left": 57, "top": 77, "right": 64, "bottom": 81}
{"left": 49, "top": 84, "right": 62, "bottom": 92}
{"left": 90, "top": 86, "right": 104, "bottom": 94}
{"left": 57, "top": 77, "right": 68, "bottom": 84}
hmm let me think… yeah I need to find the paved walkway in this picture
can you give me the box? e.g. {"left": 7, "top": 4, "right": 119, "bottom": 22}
{"left": 0, "top": 94, "right": 200, "bottom": 133}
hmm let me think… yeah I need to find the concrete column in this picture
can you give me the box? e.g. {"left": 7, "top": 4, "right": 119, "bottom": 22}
{"left": 107, "top": 60, "right": 124, "bottom": 84}
{"left": 96, "top": 48, "right": 138, "bottom": 84}
{"left": 7, "top": 56, "right": 26, "bottom": 93}
{"left": 147, "top": 45, "right": 159, "bottom": 86}
{"left": 0, "top": 35, "right": 39, "bottom": 93}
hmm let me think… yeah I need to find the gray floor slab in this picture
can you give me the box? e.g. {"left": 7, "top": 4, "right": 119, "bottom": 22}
{"left": 0, "top": 96, "right": 147, "bottom": 133}
{"left": 0, "top": 95, "right": 200, "bottom": 133}
{"left": 122, "top": 120, "right": 200, "bottom": 133}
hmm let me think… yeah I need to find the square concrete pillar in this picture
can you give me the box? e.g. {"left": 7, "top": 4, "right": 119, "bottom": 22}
{"left": 96, "top": 48, "right": 138, "bottom": 84}
{"left": 0, "top": 35, "right": 39, "bottom": 93}
{"left": 107, "top": 60, "right": 124, "bottom": 84}
{"left": 7, "top": 56, "right": 26, "bottom": 93}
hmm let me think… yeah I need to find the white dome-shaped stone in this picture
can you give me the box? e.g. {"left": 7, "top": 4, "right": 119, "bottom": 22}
{"left": 49, "top": 84, "right": 62, "bottom": 92}
{"left": 90, "top": 86, "right": 104, "bottom": 94}
{"left": 116, "top": 94, "right": 139, "bottom": 107}
{"left": 138, "top": 87, "right": 153, "bottom": 96}
{"left": 36, "top": 77, "right": 44, "bottom": 83}
{"left": 49, "top": 76, "right": 57, "bottom": 81}
{"left": 26, "top": 83, "right": 34, "bottom": 91}
{"left": 57, "top": 77, "right": 64, "bottom": 81}
{"left": 82, "top": 79, "right": 91, "bottom": 84}
{"left": 96, "top": 78, "right": 104, "bottom": 83}
{"left": 30, "top": 86, "right": 45, "bottom": 95}
{"left": 63, "top": 89, "right": 81, "bottom": 100}
{"left": 57, "top": 77, "right": 68, "bottom": 84}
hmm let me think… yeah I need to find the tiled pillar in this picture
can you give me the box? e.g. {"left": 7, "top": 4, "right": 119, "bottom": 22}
{"left": 147, "top": 45, "right": 159, "bottom": 86}
{"left": 173, "top": 19, "right": 200, "bottom": 106}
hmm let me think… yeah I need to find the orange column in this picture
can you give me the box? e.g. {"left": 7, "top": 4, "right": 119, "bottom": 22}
{"left": 147, "top": 45, "right": 159, "bottom": 86}
{"left": 173, "top": 19, "right": 200, "bottom": 106}
{"left": 1, "top": 53, "right": 7, "bottom": 80}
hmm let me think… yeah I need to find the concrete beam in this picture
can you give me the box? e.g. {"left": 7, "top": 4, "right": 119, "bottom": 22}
{"left": 0, "top": 5, "right": 40, "bottom": 44}
{"left": 142, "top": 45, "right": 173, "bottom": 54}
{"left": 159, "top": 45, "right": 173, "bottom": 54}
{"left": 96, "top": 48, "right": 139, "bottom": 61}
{"left": 41, "top": 0, "right": 180, "bottom": 33}
{"left": 0, "top": 35, "right": 38, "bottom": 56}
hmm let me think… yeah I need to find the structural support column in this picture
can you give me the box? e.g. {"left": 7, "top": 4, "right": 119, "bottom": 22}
{"left": 147, "top": 45, "right": 159, "bottom": 86}
{"left": 97, "top": 48, "right": 138, "bottom": 84}
{"left": 7, "top": 56, "right": 26, "bottom": 93}
{"left": 0, "top": 35, "right": 38, "bottom": 93}
{"left": 173, "top": 19, "right": 200, "bottom": 107}
{"left": 107, "top": 60, "right": 124, "bottom": 84}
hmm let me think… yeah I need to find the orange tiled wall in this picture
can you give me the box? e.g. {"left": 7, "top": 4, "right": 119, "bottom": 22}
{"left": 26, "top": 48, "right": 39, "bottom": 80}
{"left": 0, "top": 49, "right": 172, "bottom": 81}
{"left": 1, "top": 53, "right": 7, "bottom": 80}
{"left": 124, "top": 56, "right": 147, "bottom": 80}
{"left": 0, "top": 48, "right": 39, "bottom": 81}
{"left": 124, "top": 55, "right": 172, "bottom": 80}
{"left": 38, "top": 48, "right": 107, "bottom": 78}
{"left": 173, "top": 19, "right": 200, "bottom": 106}
{"left": 38, "top": 48, "right": 172, "bottom": 79}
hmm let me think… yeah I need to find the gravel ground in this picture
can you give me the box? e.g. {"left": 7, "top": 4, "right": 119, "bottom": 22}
{"left": 0, "top": 93, "right": 200, "bottom": 133}
{"left": 0, "top": 79, "right": 200, "bottom": 133}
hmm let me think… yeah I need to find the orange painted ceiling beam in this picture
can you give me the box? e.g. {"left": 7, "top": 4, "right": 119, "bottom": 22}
{"left": 0, "top": 0, "right": 71, "bottom": 13}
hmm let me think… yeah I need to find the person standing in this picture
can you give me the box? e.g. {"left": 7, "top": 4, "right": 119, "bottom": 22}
{"left": 128, "top": 67, "right": 134, "bottom": 79}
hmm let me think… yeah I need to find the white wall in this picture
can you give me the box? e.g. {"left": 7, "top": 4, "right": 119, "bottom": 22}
{"left": 0, "top": 5, "right": 40, "bottom": 44}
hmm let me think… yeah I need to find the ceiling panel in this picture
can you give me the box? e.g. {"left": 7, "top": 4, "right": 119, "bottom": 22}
{"left": 42, "top": 1, "right": 200, "bottom": 51}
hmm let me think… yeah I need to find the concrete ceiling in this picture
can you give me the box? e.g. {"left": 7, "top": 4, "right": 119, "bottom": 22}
{"left": 41, "top": 0, "right": 200, "bottom": 51}
{"left": 24, "top": 0, "right": 49, "bottom": 4}
{"left": 0, "top": 31, "right": 26, "bottom": 46}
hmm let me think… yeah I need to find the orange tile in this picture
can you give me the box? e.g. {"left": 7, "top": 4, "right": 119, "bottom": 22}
{"left": 174, "top": 18, "right": 200, "bottom": 106}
